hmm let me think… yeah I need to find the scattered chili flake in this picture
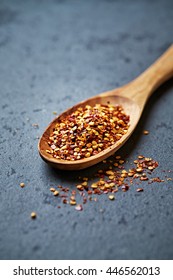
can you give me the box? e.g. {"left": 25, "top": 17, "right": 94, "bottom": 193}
{"left": 20, "top": 182, "right": 25, "bottom": 188}
{"left": 143, "top": 130, "right": 149, "bottom": 135}
{"left": 31, "top": 212, "right": 37, "bottom": 219}
{"left": 148, "top": 166, "right": 154, "bottom": 171}
{"left": 128, "top": 172, "right": 134, "bottom": 177}
{"left": 140, "top": 176, "right": 148, "bottom": 181}
{"left": 121, "top": 185, "right": 129, "bottom": 192}
{"left": 91, "top": 183, "right": 98, "bottom": 189}
{"left": 76, "top": 184, "right": 84, "bottom": 191}
{"left": 115, "top": 155, "right": 121, "bottom": 159}
{"left": 88, "top": 190, "right": 93, "bottom": 195}
{"left": 136, "top": 188, "right": 144, "bottom": 192}
{"left": 75, "top": 204, "right": 83, "bottom": 211}
{"left": 70, "top": 195, "right": 75, "bottom": 201}
{"left": 70, "top": 200, "right": 76, "bottom": 205}
{"left": 151, "top": 177, "right": 164, "bottom": 183}
{"left": 53, "top": 190, "right": 59, "bottom": 196}
{"left": 167, "top": 178, "right": 172, "bottom": 181}
{"left": 48, "top": 154, "right": 168, "bottom": 211}
{"left": 138, "top": 155, "right": 144, "bottom": 159}
{"left": 108, "top": 195, "right": 115, "bottom": 200}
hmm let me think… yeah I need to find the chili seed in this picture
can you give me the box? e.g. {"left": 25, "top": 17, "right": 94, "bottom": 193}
{"left": 70, "top": 200, "right": 76, "bottom": 205}
{"left": 31, "top": 212, "right": 37, "bottom": 219}
{"left": 108, "top": 195, "right": 115, "bottom": 200}
{"left": 128, "top": 172, "right": 134, "bottom": 177}
{"left": 81, "top": 181, "right": 88, "bottom": 187}
{"left": 148, "top": 166, "right": 154, "bottom": 170}
{"left": 143, "top": 130, "right": 149, "bottom": 135}
{"left": 54, "top": 190, "right": 59, "bottom": 196}
{"left": 91, "top": 183, "right": 98, "bottom": 189}
{"left": 136, "top": 168, "right": 143, "bottom": 173}
{"left": 20, "top": 182, "right": 25, "bottom": 188}
{"left": 76, "top": 184, "right": 83, "bottom": 190}
{"left": 138, "top": 155, "right": 144, "bottom": 159}
{"left": 115, "top": 156, "right": 121, "bottom": 159}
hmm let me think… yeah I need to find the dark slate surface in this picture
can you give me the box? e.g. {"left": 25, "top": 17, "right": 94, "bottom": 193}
{"left": 0, "top": 0, "right": 173, "bottom": 260}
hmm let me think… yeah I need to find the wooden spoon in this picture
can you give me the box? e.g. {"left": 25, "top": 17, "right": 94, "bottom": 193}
{"left": 38, "top": 45, "right": 173, "bottom": 170}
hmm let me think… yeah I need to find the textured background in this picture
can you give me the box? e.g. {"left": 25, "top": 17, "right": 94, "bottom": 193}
{"left": 0, "top": 0, "right": 173, "bottom": 260}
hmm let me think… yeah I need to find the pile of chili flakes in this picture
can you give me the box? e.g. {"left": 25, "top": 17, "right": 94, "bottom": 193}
{"left": 49, "top": 155, "right": 171, "bottom": 211}
{"left": 46, "top": 104, "right": 130, "bottom": 160}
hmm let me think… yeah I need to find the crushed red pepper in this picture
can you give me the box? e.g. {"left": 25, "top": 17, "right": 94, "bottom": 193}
{"left": 46, "top": 104, "right": 130, "bottom": 160}
{"left": 49, "top": 155, "right": 170, "bottom": 211}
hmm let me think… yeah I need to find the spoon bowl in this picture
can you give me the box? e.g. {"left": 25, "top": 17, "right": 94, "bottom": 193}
{"left": 39, "top": 45, "right": 173, "bottom": 170}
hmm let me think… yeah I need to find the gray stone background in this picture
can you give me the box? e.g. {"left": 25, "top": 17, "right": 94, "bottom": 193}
{"left": 0, "top": 0, "right": 173, "bottom": 259}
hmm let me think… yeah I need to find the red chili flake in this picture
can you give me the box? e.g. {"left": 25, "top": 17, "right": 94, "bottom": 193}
{"left": 60, "top": 194, "right": 68, "bottom": 198}
{"left": 140, "top": 176, "right": 148, "bottom": 181}
{"left": 103, "top": 190, "right": 109, "bottom": 194}
{"left": 121, "top": 185, "right": 129, "bottom": 192}
{"left": 62, "top": 187, "right": 69, "bottom": 192}
{"left": 94, "top": 189, "right": 101, "bottom": 194}
{"left": 75, "top": 204, "right": 83, "bottom": 211}
{"left": 87, "top": 190, "right": 93, "bottom": 195}
{"left": 62, "top": 199, "right": 68, "bottom": 204}
{"left": 112, "top": 188, "right": 118, "bottom": 193}
{"left": 151, "top": 177, "right": 164, "bottom": 183}
{"left": 80, "top": 192, "right": 85, "bottom": 197}
{"left": 48, "top": 154, "right": 164, "bottom": 212}
{"left": 47, "top": 104, "right": 130, "bottom": 160}
{"left": 143, "top": 130, "right": 149, "bottom": 135}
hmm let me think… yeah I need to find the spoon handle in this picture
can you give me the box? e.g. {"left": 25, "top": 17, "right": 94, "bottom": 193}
{"left": 122, "top": 44, "right": 173, "bottom": 108}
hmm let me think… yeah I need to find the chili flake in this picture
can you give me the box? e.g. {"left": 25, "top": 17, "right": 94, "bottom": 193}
{"left": 108, "top": 195, "right": 115, "bottom": 200}
{"left": 31, "top": 212, "right": 37, "bottom": 219}
{"left": 75, "top": 204, "right": 83, "bottom": 211}
{"left": 48, "top": 154, "right": 168, "bottom": 211}
{"left": 20, "top": 182, "right": 25, "bottom": 188}
{"left": 53, "top": 190, "right": 59, "bottom": 196}
{"left": 47, "top": 104, "right": 130, "bottom": 160}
